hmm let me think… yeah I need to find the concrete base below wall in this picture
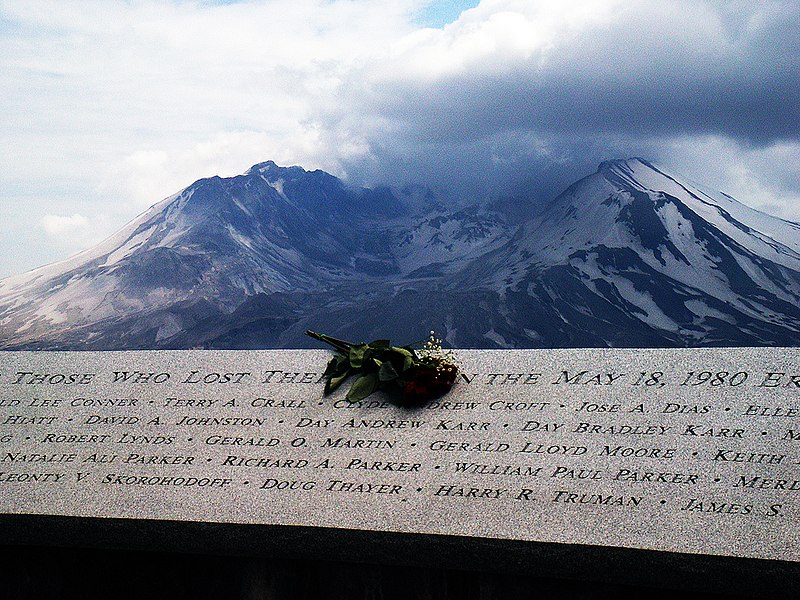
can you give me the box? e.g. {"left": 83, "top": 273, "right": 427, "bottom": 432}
{"left": 0, "top": 544, "right": 766, "bottom": 600}
{"left": 2, "top": 514, "right": 798, "bottom": 599}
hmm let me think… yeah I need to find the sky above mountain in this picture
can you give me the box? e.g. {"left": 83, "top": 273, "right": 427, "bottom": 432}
{"left": 1, "top": 0, "right": 799, "bottom": 277}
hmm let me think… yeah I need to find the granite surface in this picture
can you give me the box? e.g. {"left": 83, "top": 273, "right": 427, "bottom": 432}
{"left": 1, "top": 348, "right": 799, "bottom": 566}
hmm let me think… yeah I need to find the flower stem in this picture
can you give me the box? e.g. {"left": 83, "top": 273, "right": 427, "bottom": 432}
{"left": 305, "top": 330, "right": 353, "bottom": 354}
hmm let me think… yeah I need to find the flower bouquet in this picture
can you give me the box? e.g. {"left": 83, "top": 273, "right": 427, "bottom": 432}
{"left": 305, "top": 330, "right": 458, "bottom": 406}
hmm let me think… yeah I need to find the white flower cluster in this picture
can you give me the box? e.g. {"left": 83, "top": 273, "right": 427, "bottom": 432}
{"left": 419, "top": 330, "right": 459, "bottom": 374}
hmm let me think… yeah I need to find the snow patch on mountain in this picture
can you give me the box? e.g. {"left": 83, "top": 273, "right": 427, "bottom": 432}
{"left": 394, "top": 207, "right": 510, "bottom": 275}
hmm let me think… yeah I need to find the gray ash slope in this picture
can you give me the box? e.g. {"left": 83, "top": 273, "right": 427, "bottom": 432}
{"left": 2, "top": 158, "right": 799, "bottom": 349}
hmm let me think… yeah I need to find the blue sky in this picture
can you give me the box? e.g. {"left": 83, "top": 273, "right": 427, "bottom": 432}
{"left": 1, "top": 0, "right": 799, "bottom": 277}
{"left": 414, "top": 0, "right": 478, "bottom": 27}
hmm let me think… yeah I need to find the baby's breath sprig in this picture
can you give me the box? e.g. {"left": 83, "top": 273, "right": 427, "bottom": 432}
{"left": 419, "top": 330, "right": 460, "bottom": 373}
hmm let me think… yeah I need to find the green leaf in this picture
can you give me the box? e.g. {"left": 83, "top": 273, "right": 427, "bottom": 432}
{"left": 380, "top": 347, "right": 414, "bottom": 372}
{"left": 323, "top": 357, "right": 337, "bottom": 377}
{"left": 325, "top": 368, "right": 351, "bottom": 395}
{"left": 349, "top": 344, "right": 367, "bottom": 369}
{"left": 368, "top": 339, "right": 391, "bottom": 349}
{"left": 323, "top": 354, "right": 348, "bottom": 377}
{"left": 346, "top": 372, "right": 378, "bottom": 402}
{"left": 378, "top": 361, "right": 399, "bottom": 381}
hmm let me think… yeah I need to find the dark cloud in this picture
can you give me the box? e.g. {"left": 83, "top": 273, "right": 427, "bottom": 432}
{"left": 333, "top": 1, "right": 800, "bottom": 210}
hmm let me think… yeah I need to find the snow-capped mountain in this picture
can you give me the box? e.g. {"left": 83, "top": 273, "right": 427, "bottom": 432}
{"left": 0, "top": 161, "right": 510, "bottom": 348}
{"left": 1, "top": 158, "right": 799, "bottom": 349}
{"left": 451, "top": 159, "right": 800, "bottom": 346}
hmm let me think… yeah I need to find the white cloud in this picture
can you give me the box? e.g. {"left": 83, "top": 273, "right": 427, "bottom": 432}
{"left": 99, "top": 129, "right": 356, "bottom": 211}
{"left": 39, "top": 212, "right": 113, "bottom": 245}
{"left": 40, "top": 213, "right": 89, "bottom": 236}
{"left": 657, "top": 137, "right": 800, "bottom": 222}
{"left": 383, "top": 0, "right": 621, "bottom": 79}
{"left": 1, "top": 1, "right": 421, "bottom": 248}
{"left": 34, "top": 211, "right": 114, "bottom": 267}
{"left": 0, "top": 0, "right": 798, "bottom": 277}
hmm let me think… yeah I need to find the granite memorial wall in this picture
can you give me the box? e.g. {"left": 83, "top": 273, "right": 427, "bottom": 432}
{"left": 1, "top": 348, "right": 799, "bottom": 598}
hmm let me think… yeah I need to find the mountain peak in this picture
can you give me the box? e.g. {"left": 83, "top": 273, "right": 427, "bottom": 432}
{"left": 597, "top": 157, "right": 656, "bottom": 179}
{"left": 598, "top": 157, "right": 653, "bottom": 169}
{"left": 246, "top": 160, "right": 304, "bottom": 176}
{"left": 592, "top": 157, "right": 688, "bottom": 200}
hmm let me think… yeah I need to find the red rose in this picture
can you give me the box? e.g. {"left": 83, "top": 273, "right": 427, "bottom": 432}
{"left": 401, "top": 365, "right": 457, "bottom": 405}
